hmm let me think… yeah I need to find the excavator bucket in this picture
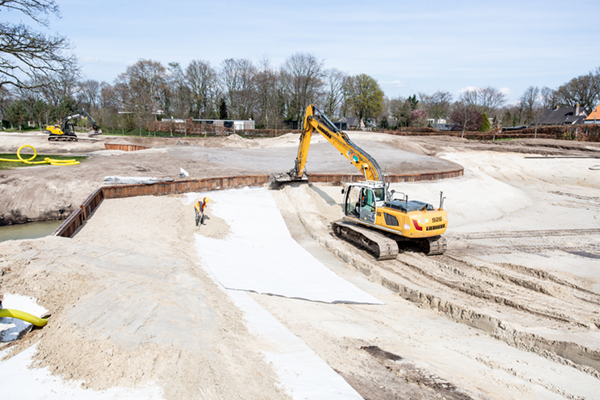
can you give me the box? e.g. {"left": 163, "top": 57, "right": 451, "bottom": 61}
{"left": 269, "top": 171, "right": 308, "bottom": 189}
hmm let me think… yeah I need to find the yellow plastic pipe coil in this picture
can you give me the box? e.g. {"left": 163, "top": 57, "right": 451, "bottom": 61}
{"left": 0, "top": 144, "right": 79, "bottom": 166}
{"left": 0, "top": 308, "right": 48, "bottom": 327}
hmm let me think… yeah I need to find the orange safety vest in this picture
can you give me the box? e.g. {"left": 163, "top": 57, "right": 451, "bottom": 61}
{"left": 195, "top": 198, "right": 207, "bottom": 213}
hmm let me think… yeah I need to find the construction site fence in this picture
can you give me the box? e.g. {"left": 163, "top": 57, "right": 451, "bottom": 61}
{"left": 241, "top": 129, "right": 301, "bottom": 137}
{"left": 146, "top": 121, "right": 234, "bottom": 136}
{"left": 52, "top": 169, "right": 464, "bottom": 238}
{"left": 373, "top": 125, "right": 600, "bottom": 141}
{"left": 147, "top": 121, "right": 300, "bottom": 138}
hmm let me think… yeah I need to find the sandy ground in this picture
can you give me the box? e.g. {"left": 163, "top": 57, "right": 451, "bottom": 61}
{"left": 1, "top": 131, "right": 600, "bottom": 398}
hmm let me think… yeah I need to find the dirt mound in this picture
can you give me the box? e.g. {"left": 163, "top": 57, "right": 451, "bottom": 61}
{"left": 0, "top": 196, "right": 288, "bottom": 399}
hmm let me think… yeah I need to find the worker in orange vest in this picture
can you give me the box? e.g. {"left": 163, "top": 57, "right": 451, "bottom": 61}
{"left": 195, "top": 197, "right": 209, "bottom": 226}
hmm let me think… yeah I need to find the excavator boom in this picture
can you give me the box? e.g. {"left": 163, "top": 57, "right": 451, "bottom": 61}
{"left": 270, "top": 105, "right": 386, "bottom": 186}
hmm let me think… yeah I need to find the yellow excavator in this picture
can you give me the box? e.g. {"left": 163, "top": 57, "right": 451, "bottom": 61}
{"left": 46, "top": 109, "right": 100, "bottom": 142}
{"left": 271, "top": 104, "right": 448, "bottom": 259}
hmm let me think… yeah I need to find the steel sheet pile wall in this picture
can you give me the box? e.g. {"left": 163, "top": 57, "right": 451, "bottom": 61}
{"left": 102, "top": 175, "right": 270, "bottom": 199}
{"left": 104, "top": 143, "right": 150, "bottom": 151}
{"left": 53, "top": 188, "right": 104, "bottom": 237}
{"left": 54, "top": 169, "right": 463, "bottom": 238}
{"left": 309, "top": 169, "right": 463, "bottom": 184}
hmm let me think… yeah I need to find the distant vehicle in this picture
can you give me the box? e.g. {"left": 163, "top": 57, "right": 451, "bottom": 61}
{"left": 46, "top": 109, "right": 100, "bottom": 142}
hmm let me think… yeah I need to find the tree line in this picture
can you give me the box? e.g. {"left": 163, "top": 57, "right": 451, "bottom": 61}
{"left": 1, "top": 1, "right": 599, "bottom": 133}
{"left": 0, "top": 54, "right": 389, "bottom": 131}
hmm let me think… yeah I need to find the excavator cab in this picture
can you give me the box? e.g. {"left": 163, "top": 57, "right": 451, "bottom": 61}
{"left": 343, "top": 183, "right": 386, "bottom": 224}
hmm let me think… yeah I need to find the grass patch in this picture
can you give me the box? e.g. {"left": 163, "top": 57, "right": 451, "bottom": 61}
{"left": 0, "top": 153, "right": 87, "bottom": 170}
{"left": 1, "top": 126, "right": 40, "bottom": 133}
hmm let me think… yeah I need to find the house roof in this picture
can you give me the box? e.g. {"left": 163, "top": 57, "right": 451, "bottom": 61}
{"left": 536, "top": 106, "right": 588, "bottom": 126}
{"left": 339, "top": 117, "right": 359, "bottom": 126}
{"left": 585, "top": 104, "right": 600, "bottom": 122}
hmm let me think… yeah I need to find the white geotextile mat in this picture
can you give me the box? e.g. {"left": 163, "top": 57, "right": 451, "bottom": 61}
{"left": 190, "top": 187, "right": 383, "bottom": 304}
{"left": 0, "top": 345, "right": 162, "bottom": 399}
{"left": 228, "top": 290, "right": 363, "bottom": 400}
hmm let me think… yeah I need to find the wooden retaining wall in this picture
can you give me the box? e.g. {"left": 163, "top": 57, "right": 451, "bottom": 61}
{"left": 53, "top": 169, "right": 463, "bottom": 238}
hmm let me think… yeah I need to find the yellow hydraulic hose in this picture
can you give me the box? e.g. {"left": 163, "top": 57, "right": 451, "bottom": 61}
{"left": 0, "top": 144, "right": 79, "bottom": 166}
{"left": 0, "top": 308, "right": 48, "bottom": 327}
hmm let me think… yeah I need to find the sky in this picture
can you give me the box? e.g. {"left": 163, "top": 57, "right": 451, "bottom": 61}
{"left": 3, "top": 0, "right": 600, "bottom": 104}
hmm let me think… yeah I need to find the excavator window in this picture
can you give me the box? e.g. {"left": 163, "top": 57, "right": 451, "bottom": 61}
{"left": 373, "top": 188, "right": 385, "bottom": 202}
{"left": 363, "top": 189, "right": 375, "bottom": 211}
{"left": 345, "top": 186, "right": 361, "bottom": 217}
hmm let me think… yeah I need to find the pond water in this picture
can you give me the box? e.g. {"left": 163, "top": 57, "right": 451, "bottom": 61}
{"left": 0, "top": 220, "right": 63, "bottom": 243}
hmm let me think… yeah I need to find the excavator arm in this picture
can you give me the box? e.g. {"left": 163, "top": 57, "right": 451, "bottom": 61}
{"left": 61, "top": 109, "right": 99, "bottom": 133}
{"left": 272, "top": 104, "right": 386, "bottom": 186}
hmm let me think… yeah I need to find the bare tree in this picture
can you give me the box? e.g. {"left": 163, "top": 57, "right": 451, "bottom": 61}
{"left": 0, "top": 85, "right": 12, "bottom": 119}
{"left": 100, "top": 82, "right": 118, "bottom": 111}
{"left": 478, "top": 86, "right": 507, "bottom": 113}
{"left": 419, "top": 90, "right": 453, "bottom": 119}
{"left": 459, "top": 89, "right": 478, "bottom": 108}
{"left": 253, "top": 57, "right": 282, "bottom": 128}
{"left": 0, "top": 0, "right": 77, "bottom": 89}
{"left": 322, "top": 68, "right": 347, "bottom": 118}
{"left": 165, "top": 62, "right": 191, "bottom": 118}
{"left": 115, "top": 59, "right": 167, "bottom": 125}
{"left": 458, "top": 86, "right": 506, "bottom": 115}
{"left": 186, "top": 59, "right": 217, "bottom": 119}
{"left": 519, "top": 86, "right": 540, "bottom": 124}
{"left": 451, "top": 100, "right": 482, "bottom": 137}
{"left": 76, "top": 79, "right": 101, "bottom": 111}
{"left": 540, "top": 86, "right": 558, "bottom": 109}
{"left": 280, "top": 52, "right": 325, "bottom": 122}
{"left": 555, "top": 72, "right": 599, "bottom": 112}
{"left": 220, "top": 58, "right": 255, "bottom": 120}
{"left": 28, "top": 67, "right": 80, "bottom": 107}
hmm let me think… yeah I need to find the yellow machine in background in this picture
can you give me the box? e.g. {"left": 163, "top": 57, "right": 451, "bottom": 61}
{"left": 46, "top": 109, "right": 100, "bottom": 142}
{"left": 271, "top": 104, "right": 447, "bottom": 259}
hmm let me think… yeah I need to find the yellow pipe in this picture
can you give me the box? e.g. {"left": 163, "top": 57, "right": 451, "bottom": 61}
{"left": 0, "top": 144, "right": 79, "bottom": 166}
{"left": 0, "top": 309, "right": 48, "bottom": 327}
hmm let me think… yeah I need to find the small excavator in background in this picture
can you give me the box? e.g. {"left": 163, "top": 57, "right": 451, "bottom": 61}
{"left": 270, "top": 104, "right": 448, "bottom": 259}
{"left": 46, "top": 109, "right": 100, "bottom": 141}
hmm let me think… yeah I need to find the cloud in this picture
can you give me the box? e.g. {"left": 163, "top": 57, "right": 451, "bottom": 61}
{"left": 457, "top": 86, "right": 477, "bottom": 93}
{"left": 382, "top": 80, "right": 405, "bottom": 87}
{"left": 499, "top": 87, "right": 511, "bottom": 95}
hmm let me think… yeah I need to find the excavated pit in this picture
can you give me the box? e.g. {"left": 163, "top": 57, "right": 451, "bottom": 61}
{"left": 1, "top": 132, "right": 600, "bottom": 399}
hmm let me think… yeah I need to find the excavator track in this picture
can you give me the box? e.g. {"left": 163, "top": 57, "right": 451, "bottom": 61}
{"left": 332, "top": 221, "right": 399, "bottom": 260}
{"left": 48, "top": 135, "right": 77, "bottom": 142}
{"left": 421, "top": 235, "right": 447, "bottom": 256}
